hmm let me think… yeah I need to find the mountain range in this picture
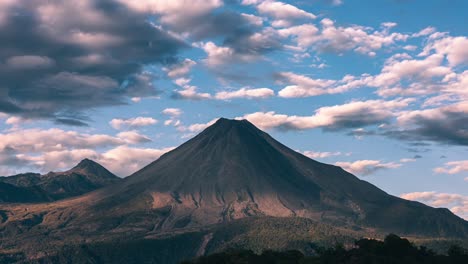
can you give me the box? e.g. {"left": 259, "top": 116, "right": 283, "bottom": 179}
{"left": 0, "top": 159, "right": 120, "bottom": 202}
{"left": 0, "top": 118, "right": 467, "bottom": 263}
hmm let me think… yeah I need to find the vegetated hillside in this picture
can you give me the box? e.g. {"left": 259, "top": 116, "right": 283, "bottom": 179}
{"left": 0, "top": 159, "right": 120, "bottom": 202}
{"left": 183, "top": 234, "right": 468, "bottom": 264}
{"left": 0, "top": 182, "right": 50, "bottom": 203}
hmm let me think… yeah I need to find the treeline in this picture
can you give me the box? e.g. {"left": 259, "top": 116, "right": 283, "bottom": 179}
{"left": 183, "top": 234, "right": 468, "bottom": 264}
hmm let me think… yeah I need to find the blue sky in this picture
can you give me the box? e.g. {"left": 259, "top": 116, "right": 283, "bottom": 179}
{"left": 0, "top": 0, "right": 466, "bottom": 219}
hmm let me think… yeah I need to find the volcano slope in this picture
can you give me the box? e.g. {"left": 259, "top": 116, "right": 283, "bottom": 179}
{"left": 0, "top": 118, "right": 467, "bottom": 263}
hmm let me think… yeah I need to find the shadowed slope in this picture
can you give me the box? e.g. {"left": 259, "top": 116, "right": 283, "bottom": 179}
{"left": 0, "top": 159, "right": 120, "bottom": 202}
{"left": 90, "top": 118, "right": 468, "bottom": 236}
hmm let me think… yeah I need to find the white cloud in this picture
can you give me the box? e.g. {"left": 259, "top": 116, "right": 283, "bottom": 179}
{"left": 178, "top": 118, "right": 219, "bottom": 133}
{"left": 109, "top": 117, "right": 158, "bottom": 130}
{"left": 164, "top": 59, "right": 196, "bottom": 78}
{"left": 400, "top": 158, "right": 416, "bottom": 163}
{"left": 98, "top": 145, "right": 174, "bottom": 176}
{"left": 280, "top": 19, "right": 408, "bottom": 55}
{"left": 198, "top": 41, "right": 257, "bottom": 66}
{"left": 420, "top": 35, "right": 468, "bottom": 67}
{"left": 162, "top": 108, "right": 183, "bottom": 117}
{"left": 401, "top": 191, "right": 468, "bottom": 220}
{"left": 0, "top": 128, "right": 123, "bottom": 153}
{"left": 336, "top": 160, "right": 402, "bottom": 176}
{"left": 116, "top": 131, "right": 152, "bottom": 144}
{"left": 240, "top": 98, "right": 412, "bottom": 130}
{"left": 276, "top": 71, "right": 336, "bottom": 97}
{"left": 301, "top": 151, "right": 344, "bottom": 159}
{"left": 215, "top": 87, "right": 275, "bottom": 100}
{"left": 434, "top": 160, "right": 468, "bottom": 175}
{"left": 255, "top": 1, "right": 316, "bottom": 27}
{"left": 118, "top": 0, "right": 222, "bottom": 28}
{"left": 17, "top": 145, "right": 174, "bottom": 176}
{"left": 173, "top": 77, "right": 212, "bottom": 100}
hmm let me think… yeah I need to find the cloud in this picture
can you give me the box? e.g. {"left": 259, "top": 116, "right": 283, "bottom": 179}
{"left": 198, "top": 41, "right": 259, "bottom": 66}
{"left": 279, "top": 19, "right": 408, "bottom": 56}
{"left": 6, "top": 55, "right": 55, "bottom": 69}
{"left": 434, "top": 160, "right": 468, "bottom": 175}
{"left": 162, "top": 108, "right": 183, "bottom": 117}
{"left": 215, "top": 87, "right": 275, "bottom": 100}
{"left": 164, "top": 59, "right": 197, "bottom": 78}
{"left": 109, "top": 117, "right": 158, "bottom": 130}
{"left": 240, "top": 98, "right": 412, "bottom": 131}
{"left": 0, "top": 127, "right": 170, "bottom": 176}
{"left": 172, "top": 78, "right": 212, "bottom": 100}
{"left": 16, "top": 145, "right": 174, "bottom": 176}
{"left": 0, "top": 0, "right": 186, "bottom": 124}
{"left": 98, "top": 145, "right": 174, "bottom": 176}
{"left": 116, "top": 131, "right": 152, "bottom": 144}
{"left": 254, "top": 0, "right": 316, "bottom": 28}
{"left": 301, "top": 151, "right": 344, "bottom": 159}
{"left": 0, "top": 128, "right": 123, "bottom": 153}
{"left": 401, "top": 191, "right": 468, "bottom": 220}
{"left": 275, "top": 72, "right": 368, "bottom": 97}
{"left": 178, "top": 118, "right": 219, "bottom": 133}
{"left": 420, "top": 35, "right": 468, "bottom": 67}
{"left": 389, "top": 101, "right": 468, "bottom": 146}
{"left": 335, "top": 160, "right": 402, "bottom": 176}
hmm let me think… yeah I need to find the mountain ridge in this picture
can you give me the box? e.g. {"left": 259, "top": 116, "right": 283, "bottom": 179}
{"left": 0, "top": 159, "right": 120, "bottom": 202}
{"left": 0, "top": 118, "right": 466, "bottom": 263}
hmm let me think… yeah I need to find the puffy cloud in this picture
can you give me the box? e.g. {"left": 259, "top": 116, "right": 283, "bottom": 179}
{"left": 390, "top": 101, "right": 468, "bottom": 146}
{"left": 278, "top": 24, "right": 319, "bottom": 47}
{"left": 162, "top": 108, "right": 182, "bottom": 127}
{"left": 401, "top": 192, "right": 468, "bottom": 220}
{"left": 280, "top": 19, "right": 408, "bottom": 56}
{"left": 240, "top": 98, "right": 412, "bottom": 131}
{"left": 0, "top": 0, "right": 186, "bottom": 124}
{"left": 198, "top": 41, "right": 258, "bottom": 66}
{"left": 254, "top": 1, "right": 316, "bottom": 27}
{"left": 162, "top": 108, "right": 183, "bottom": 117}
{"left": 98, "top": 145, "right": 174, "bottom": 176}
{"left": 0, "top": 127, "right": 169, "bottom": 176}
{"left": 172, "top": 77, "right": 212, "bottom": 100}
{"left": 215, "top": 87, "right": 275, "bottom": 100}
{"left": 109, "top": 117, "right": 158, "bottom": 130}
{"left": 16, "top": 146, "right": 174, "bottom": 176}
{"left": 420, "top": 35, "right": 468, "bottom": 67}
{"left": 0, "top": 128, "right": 123, "bottom": 153}
{"left": 371, "top": 53, "right": 453, "bottom": 97}
{"left": 164, "top": 59, "right": 196, "bottom": 78}
{"left": 276, "top": 71, "right": 352, "bottom": 98}
{"left": 178, "top": 118, "right": 219, "bottom": 133}
{"left": 434, "top": 160, "right": 468, "bottom": 175}
{"left": 335, "top": 160, "right": 402, "bottom": 176}
{"left": 116, "top": 131, "right": 152, "bottom": 144}
{"left": 118, "top": 0, "right": 222, "bottom": 29}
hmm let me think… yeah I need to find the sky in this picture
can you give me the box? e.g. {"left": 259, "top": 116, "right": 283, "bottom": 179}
{"left": 0, "top": 0, "right": 467, "bottom": 219}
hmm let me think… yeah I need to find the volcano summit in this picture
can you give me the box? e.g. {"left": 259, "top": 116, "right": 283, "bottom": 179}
{"left": 0, "top": 118, "right": 467, "bottom": 263}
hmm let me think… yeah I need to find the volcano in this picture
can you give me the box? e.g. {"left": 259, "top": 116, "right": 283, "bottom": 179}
{"left": 0, "top": 118, "right": 467, "bottom": 263}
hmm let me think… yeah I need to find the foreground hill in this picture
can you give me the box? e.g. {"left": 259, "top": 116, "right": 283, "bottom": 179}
{"left": 0, "top": 118, "right": 466, "bottom": 263}
{"left": 0, "top": 159, "right": 120, "bottom": 202}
